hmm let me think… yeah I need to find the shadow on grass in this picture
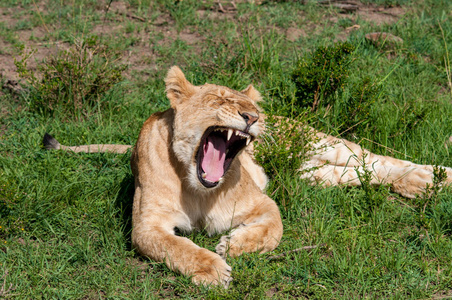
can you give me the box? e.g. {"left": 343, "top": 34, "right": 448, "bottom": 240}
{"left": 115, "top": 173, "right": 135, "bottom": 250}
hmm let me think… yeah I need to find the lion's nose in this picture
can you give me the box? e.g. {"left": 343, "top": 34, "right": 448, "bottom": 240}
{"left": 240, "top": 112, "right": 259, "bottom": 126}
{"left": 240, "top": 112, "right": 259, "bottom": 133}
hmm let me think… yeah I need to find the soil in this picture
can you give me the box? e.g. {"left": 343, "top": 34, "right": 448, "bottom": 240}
{"left": 0, "top": 0, "right": 406, "bottom": 87}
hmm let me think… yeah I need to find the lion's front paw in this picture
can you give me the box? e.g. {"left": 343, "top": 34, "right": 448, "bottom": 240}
{"left": 190, "top": 249, "right": 233, "bottom": 288}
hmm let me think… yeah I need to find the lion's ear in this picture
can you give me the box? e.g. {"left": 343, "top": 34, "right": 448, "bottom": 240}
{"left": 165, "top": 66, "right": 197, "bottom": 107}
{"left": 241, "top": 84, "right": 262, "bottom": 103}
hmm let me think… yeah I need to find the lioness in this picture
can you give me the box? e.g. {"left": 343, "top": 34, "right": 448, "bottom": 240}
{"left": 44, "top": 66, "right": 452, "bottom": 287}
{"left": 46, "top": 66, "right": 283, "bottom": 287}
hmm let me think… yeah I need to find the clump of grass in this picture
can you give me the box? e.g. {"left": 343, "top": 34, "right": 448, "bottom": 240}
{"left": 291, "top": 42, "right": 355, "bottom": 112}
{"left": 14, "top": 37, "right": 126, "bottom": 120}
{"left": 392, "top": 101, "right": 428, "bottom": 137}
{"left": 439, "top": 21, "right": 452, "bottom": 99}
{"left": 415, "top": 166, "right": 448, "bottom": 232}
{"left": 340, "top": 77, "right": 382, "bottom": 134}
{"left": 354, "top": 152, "right": 388, "bottom": 218}
{"left": 254, "top": 115, "right": 317, "bottom": 210}
{"left": 0, "top": 174, "right": 27, "bottom": 240}
{"left": 255, "top": 115, "right": 313, "bottom": 178}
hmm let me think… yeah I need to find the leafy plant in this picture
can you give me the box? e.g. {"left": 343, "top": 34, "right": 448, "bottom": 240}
{"left": 255, "top": 115, "right": 314, "bottom": 178}
{"left": 254, "top": 115, "right": 318, "bottom": 210}
{"left": 14, "top": 37, "right": 126, "bottom": 119}
{"left": 354, "top": 151, "right": 388, "bottom": 217}
{"left": 291, "top": 42, "right": 355, "bottom": 112}
{"left": 340, "top": 76, "right": 382, "bottom": 134}
{"left": 415, "top": 166, "right": 448, "bottom": 231}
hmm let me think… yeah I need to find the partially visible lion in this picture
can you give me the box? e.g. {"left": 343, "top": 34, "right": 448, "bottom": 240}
{"left": 300, "top": 131, "right": 452, "bottom": 199}
{"left": 44, "top": 66, "right": 452, "bottom": 287}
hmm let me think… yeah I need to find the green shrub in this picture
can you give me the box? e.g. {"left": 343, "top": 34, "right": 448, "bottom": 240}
{"left": 291, "top": 42, "right": 355, "bottom": 112}
{"left": 254, "top": 115, "right": 317, "bottom": 211}
{"left": 414, "top": 166, "right": 448, "bottom": 232}
{"left": 14, "top": 37, "right": 126, "bottom": 119}
{"left": 291, "top": 43, "right": 386, "bottom": 138}
{"left": 340, "top": 76, "right": 382, "bottom": 134}
{"left": 254, "top": 115, "right": 315, "bottom": 178}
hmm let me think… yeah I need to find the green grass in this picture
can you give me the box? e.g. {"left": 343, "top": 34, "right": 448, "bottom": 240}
{"left": 1, "top": 0, "right": 452, "bottom": 298}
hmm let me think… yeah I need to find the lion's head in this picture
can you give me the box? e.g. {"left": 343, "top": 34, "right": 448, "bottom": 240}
{"left": 165, "top": 66, "right": 264, "bottom": 190}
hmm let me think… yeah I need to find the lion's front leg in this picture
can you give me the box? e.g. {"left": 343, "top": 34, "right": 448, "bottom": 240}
{"left": 132, "top": 221, "right": 232, "bottom": 288}
{"left": 132, "top": 184, "right": 232, "bottom": 288}
{"left": 215, "top": 197, "right": 283, "bottom": 259}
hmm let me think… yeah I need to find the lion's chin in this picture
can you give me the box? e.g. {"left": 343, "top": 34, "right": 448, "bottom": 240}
{"left": 195, "top": 126, "right": 253, "bottom": 188}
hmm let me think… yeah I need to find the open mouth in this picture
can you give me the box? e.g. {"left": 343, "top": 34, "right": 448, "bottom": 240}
{"left": 196, "top": 126, "right": 254, "bottom": 188}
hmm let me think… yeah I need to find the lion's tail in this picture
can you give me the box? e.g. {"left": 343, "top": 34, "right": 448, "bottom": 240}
{"left": 43, "top": 133, "right": 133, "bottom": 154}
{"left": 43, "top": 133, "right": 62, "bottom": 150}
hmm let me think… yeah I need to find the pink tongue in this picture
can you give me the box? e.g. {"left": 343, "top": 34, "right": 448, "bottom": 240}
{"left": 201, "top": 135, "right": 226, "bottom": 182}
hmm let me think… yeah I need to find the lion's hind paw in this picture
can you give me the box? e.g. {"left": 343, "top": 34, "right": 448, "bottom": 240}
{"left": 215, "top": 235, "right": 232, "bottom": 260}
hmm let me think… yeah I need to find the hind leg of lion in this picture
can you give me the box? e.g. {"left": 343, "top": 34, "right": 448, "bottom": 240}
{"left": 300, "top": 133, "right": 452, "bottom": 198}
{"left": 300, "top": 162, "right": 452, "bottom": 198}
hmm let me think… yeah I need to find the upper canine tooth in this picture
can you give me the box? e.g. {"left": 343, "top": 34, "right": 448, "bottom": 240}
{"left": 227, "top": 129, "right": 233, "bottom": 141}
{"left": 246, "top": 136, "right": 251, "bottom": 145}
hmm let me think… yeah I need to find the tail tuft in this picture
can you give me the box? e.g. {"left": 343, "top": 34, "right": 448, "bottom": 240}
{"left": 43, "top": 133, "right": 61, "bottom": 150}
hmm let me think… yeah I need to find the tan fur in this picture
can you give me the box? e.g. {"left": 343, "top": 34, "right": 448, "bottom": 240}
{"left": 130, "top": 66, "right": 282, "bottom": 287}
{"left": 46, "top": 66, "right": 452, "bottom": 286}
{"left": 61, "top": 144, "right": 132, "bottom": 153}
{"left": 300, "top": 130, "right": 452, "bottom": 199}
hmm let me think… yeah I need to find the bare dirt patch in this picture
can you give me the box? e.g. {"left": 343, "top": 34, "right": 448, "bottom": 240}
{"left": 324, "top": 1, "right": 406, "bottom": 42}
{"left": 322, "top": 0, "right": 406, "bottom": 25}
{"left": 0, "top": 19, "right": 67, "bottom": 82}
{"left": 0, "top": 0, "right": 408, "bottom": 85}
{"left": 0, "top": 54, "right": 18, "bottom": 82}
{"left": 345, "top": 2, "right": 406, "bottom": 25}
{"left": 179, "top": 30, "right": 204, "bottom": 45}
{"left": 0, "top": 7, "right": 19, "bottom": 28}
{"left": 286, "top": 27, "right": 307, "bottom": 42}
{"left": 196, "top": 9, "right": 236, "bottom": 21}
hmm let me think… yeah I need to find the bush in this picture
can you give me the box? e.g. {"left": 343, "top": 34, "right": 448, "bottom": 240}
{"left": 340, "top": 76, "right": 382, "bottom": 134}
{"left": 254, "top": 115, "right": 315, "bottom": 177}
{"left": 291, "top": 42, "right": 355, "bottom": 112}
{"left": 14, "top": 37, "right": 126, "bottom": 119}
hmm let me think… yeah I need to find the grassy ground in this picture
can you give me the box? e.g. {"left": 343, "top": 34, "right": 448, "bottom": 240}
{"left": 1, "top": 0, "right": 452, "bottom": 298}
